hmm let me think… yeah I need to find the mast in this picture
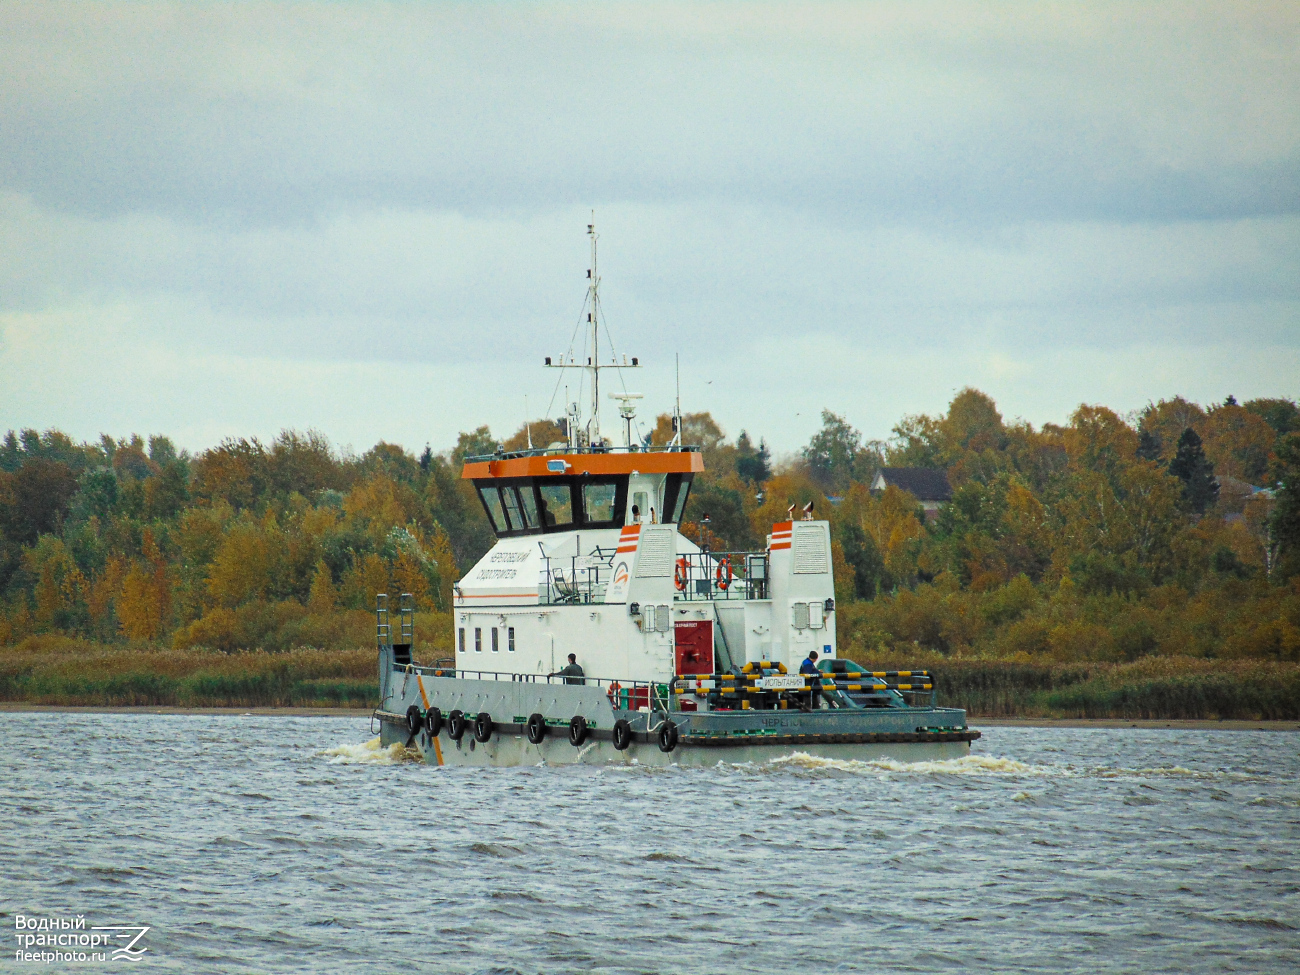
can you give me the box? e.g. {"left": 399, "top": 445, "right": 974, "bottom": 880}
{"left": 544, "top": 217, "right": 640, "bottom": 449}
{"left": 589, "top": 219, "right": 600, "bottom": 444}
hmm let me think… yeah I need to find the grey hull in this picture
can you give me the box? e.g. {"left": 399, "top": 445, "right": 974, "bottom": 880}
{"left": 378, "top": 674, "right": 977, "bottom": 768}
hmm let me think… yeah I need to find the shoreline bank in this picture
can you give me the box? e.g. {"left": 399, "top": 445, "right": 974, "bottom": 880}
{"left": 0, "top": 703, "right": 1296, "bottom": 730}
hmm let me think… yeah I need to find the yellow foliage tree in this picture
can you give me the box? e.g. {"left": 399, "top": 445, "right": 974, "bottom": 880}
{"left": 430, "top": 525, "right": 458, "bottom": 611}
{"left": 393, "top": 547, "right": 433, "bottom": 610}
{"left": 860, "top": 485, "right": 924, "bottom": 583}
{"left": 1199, "top": 403, "right": 1275, "bottom": 483}
{"left": 1140, "top": 397, "right": 1206, "bottom": 463}
{"left": 1064, "top": 405, "right": 1138, "bottom": 478}
{"left": 345, "top": 475, "right": 413, "bottom": 545}
{"left": 307, "top": 559, "right": 337, "bottom": 615}
{"left": 118, "top": 563, "right": 165, "bottom": 640}
{"left": 208, "top": 521, "right": 272, "bottom": 607}
{"left": 341, "top": 553, "right": 391, "bottom": 611}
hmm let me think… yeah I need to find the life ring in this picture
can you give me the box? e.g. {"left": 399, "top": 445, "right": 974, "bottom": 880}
{"left": 526, "top": 713, "right": 548, "bottom": 744}
{"left": 606, "top": 681, "right": 622, "bottom": 707}
{"left": 715, "top": 557, "right": 733, "bottom": 591}
{"left": 613, "top": 719, "right": 633, "bottom": 751}
{"left": 657, "top": 720, "right": 679, "bottom": 753}
{"left": 424, "top": 706, "right": 442, "bottom": 736}
{"left": 474, "top": 712, "right": 494, "bottom": 743}
{"left": 447, "top": 709, "right": 466, "bottom": 741}
{"left": 674, "top": 557, "right": 689, "bottom": 591}
{"left": 405, "top": 704, "right": 422, "bottom": 735}
{"left": 568, "top": 715, "right": 589, "bottom": 746}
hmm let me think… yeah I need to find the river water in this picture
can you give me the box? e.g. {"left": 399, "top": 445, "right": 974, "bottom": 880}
{"left": 1, "top": 714, "right": 1297, "bottom": 974}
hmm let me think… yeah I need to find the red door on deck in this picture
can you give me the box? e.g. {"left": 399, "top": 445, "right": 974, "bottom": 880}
{"left": 674, "top": 620, "right": 714, "bottom": 676}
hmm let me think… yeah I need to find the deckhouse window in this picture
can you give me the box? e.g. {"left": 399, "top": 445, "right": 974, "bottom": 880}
{"left": 582, "top": 482, "right": 618, "bottom": 523}
{"left": 478, "top": 486, "right": 507, "bottom": 533}
{"left": 662, "top": 473, "right": 693, "bottom": 525}
{"left": 516, "top": 487, "right": 539, "bottom": 528}
{"left": 538, "top": 483, "right": 573, "bottom": 527}
{"left": 500, "top": 488, "right": 523, "bottom": 531}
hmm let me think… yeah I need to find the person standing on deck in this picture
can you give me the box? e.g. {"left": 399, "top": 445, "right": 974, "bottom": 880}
{"left": 550, "top": 653, "right": 585, "bottom": 685}
{"left": 799, "top": 650, "right": 822, "bottom": 709}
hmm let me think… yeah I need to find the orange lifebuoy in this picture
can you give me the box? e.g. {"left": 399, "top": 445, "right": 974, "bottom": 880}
{"left": 674, "top": 557, "right": 688, "bottom": 591}
{"left": 606, "top": 680, "right": 622, "bottom": 704}
{"left": 715, "top": 557, "right": 733, "bottom": 590}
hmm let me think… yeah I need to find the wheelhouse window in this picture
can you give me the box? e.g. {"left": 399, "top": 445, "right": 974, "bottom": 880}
{"left": 500, "top": 488, "right": 523, "bottom": 532}
{"left": 538, "top": 483, "right": 573, "bottom": 527}
{"left": 662, "top": 473, "right": 693, "bottom": 524}
{"left": 474, "top": 476, "right": 631, "bottom": 535}
{"left": 516, "top": 487, "right": 539, "bottom": 528}
{"left": 508, "top": 626, "right": 516, "bottom": 652}
{"left": 581, "top": 481, "right": 620, "bottom": 525}
{"left": 478, "top": 486, "right": 507, "bottom": 533}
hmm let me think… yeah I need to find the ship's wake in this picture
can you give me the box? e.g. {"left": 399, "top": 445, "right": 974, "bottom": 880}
{"left": 322, "top": 737, "right": 422, "bottom": 765}
{"left": 763, "top": 751, "right": 1235, "bottom": 779}
{"left": 768, "top": 752, "right": 1055, "bottom": 776}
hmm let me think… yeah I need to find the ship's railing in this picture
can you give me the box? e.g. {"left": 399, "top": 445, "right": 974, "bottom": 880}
{"left": 673, "top": 550, "right": 769, "bottom": 601}
{"left": 672, "top": 665, "right": 935, "bottom": 708}
{"left": 396, "top": 663, "right": 675, "bottom": 712}
{"left": 465, "top": 444, "right": 701, "bottom": 463}
{"left": 538, "top": 547, "right": 617, "bottom": 605}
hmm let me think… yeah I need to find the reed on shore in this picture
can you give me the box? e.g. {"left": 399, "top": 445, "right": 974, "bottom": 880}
{"left": 2, "top": 634, "right": 1298, "bottom": 719}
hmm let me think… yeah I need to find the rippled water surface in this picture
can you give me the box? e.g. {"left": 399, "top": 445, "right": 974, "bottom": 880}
{"left": 2, "top": 715, "right": 1298, "bottom": 973}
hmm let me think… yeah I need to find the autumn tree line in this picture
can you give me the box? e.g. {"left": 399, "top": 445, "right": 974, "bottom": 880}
{"left": 1, "top": 390, "right": 1299, "bottom": 677}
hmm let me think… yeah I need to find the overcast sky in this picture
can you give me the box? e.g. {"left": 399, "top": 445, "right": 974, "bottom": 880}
{"left": 1, "top": 1, "right": 1296, "bottom": 460}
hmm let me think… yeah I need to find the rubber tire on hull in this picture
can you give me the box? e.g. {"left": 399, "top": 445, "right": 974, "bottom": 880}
{"left": 447, "top": 709, "right": 466, "bottom": 741}
{"left": 424, "top": 707, "right": 442, "bottom": 737}
{"left": 405, "top": 704, "right": 422, "bottom": 735}
{"left": 526, "top": 713, "right": 548, "bottom": 744}
{"left": 657, "top": 721, "right": 679, "bottom": 753}
{"left": 568, "top": 715, "right": 588, "bottom": 746}
{"left": 612, "top": 719, "right": 633, "bottom": 751}
{"left": 474, "top": 712, "right": 494, "bottom": 743}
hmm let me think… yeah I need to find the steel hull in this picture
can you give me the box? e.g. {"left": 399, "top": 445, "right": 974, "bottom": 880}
{"left": 378, "top": 674, "right": 977, "bottom": 768}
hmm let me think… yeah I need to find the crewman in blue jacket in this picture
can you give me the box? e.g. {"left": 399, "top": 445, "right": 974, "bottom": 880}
{"left": 800, "top": 650, "right": 821, "bottom": 709}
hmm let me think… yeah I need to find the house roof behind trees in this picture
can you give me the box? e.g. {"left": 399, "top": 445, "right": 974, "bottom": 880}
{"left": 871, "top": 467, "right": 953, "bottom": 502}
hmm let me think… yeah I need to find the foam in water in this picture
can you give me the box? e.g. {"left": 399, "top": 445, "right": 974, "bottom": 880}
{"left": 322, "top": 737, "right": 422, "bottom": 766}
{"left": 766, "top": 751, "right": 1056, "bottom": 776}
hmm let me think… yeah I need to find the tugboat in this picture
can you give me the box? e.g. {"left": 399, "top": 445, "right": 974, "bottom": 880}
{"left": 375, "top": 223, "right": 979, "bottom": 766}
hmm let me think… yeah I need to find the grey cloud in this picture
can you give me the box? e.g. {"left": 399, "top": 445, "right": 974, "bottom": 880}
{"left": 2, "top": 4, "right": 1297, "bottom": 226}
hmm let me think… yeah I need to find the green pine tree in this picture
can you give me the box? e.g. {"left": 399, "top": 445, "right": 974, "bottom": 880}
{"left": 1167, "top": 428, "right": 1218, "bottom": 514}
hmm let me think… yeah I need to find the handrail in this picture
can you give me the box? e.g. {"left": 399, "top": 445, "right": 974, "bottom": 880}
{"left": 465, "top": 444, "right": 702, "bottom": 463}
{"left": 673, "top": 550, "right": 769, "bottom": 601}
{"left": 402, "top": 665, "right": 674, "bottom": 712}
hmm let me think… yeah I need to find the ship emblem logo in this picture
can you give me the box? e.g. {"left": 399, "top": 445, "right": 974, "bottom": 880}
{"left": 612, "top": 562, "right": 629, "bottom": 586}
{"left": 90, "top": 925, "right": 151, "bottom": 961}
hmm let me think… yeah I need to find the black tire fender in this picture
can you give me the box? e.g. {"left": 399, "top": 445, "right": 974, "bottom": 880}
{"left": 568, "top": 715, "right": 588, "bottom": 746}
{"left": 526, "top": 713, "right": 548, "bottom": 744}
{"left": 657, "top": 720, "right": 679, "bottom": 753}
{"left": 613, "top": 718, "right": 633, "bottom": 751}
{"left": 447, "top": 709, "right": 466, "bottom": 741}
{"left": 424, "top": 706, "right": 442, "bottom": 737}
{"left": 405, "top": 704, "right": 422, "bottom": 735}
{"left": 474, "top": 712, "right": 493, "bottom": 743}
